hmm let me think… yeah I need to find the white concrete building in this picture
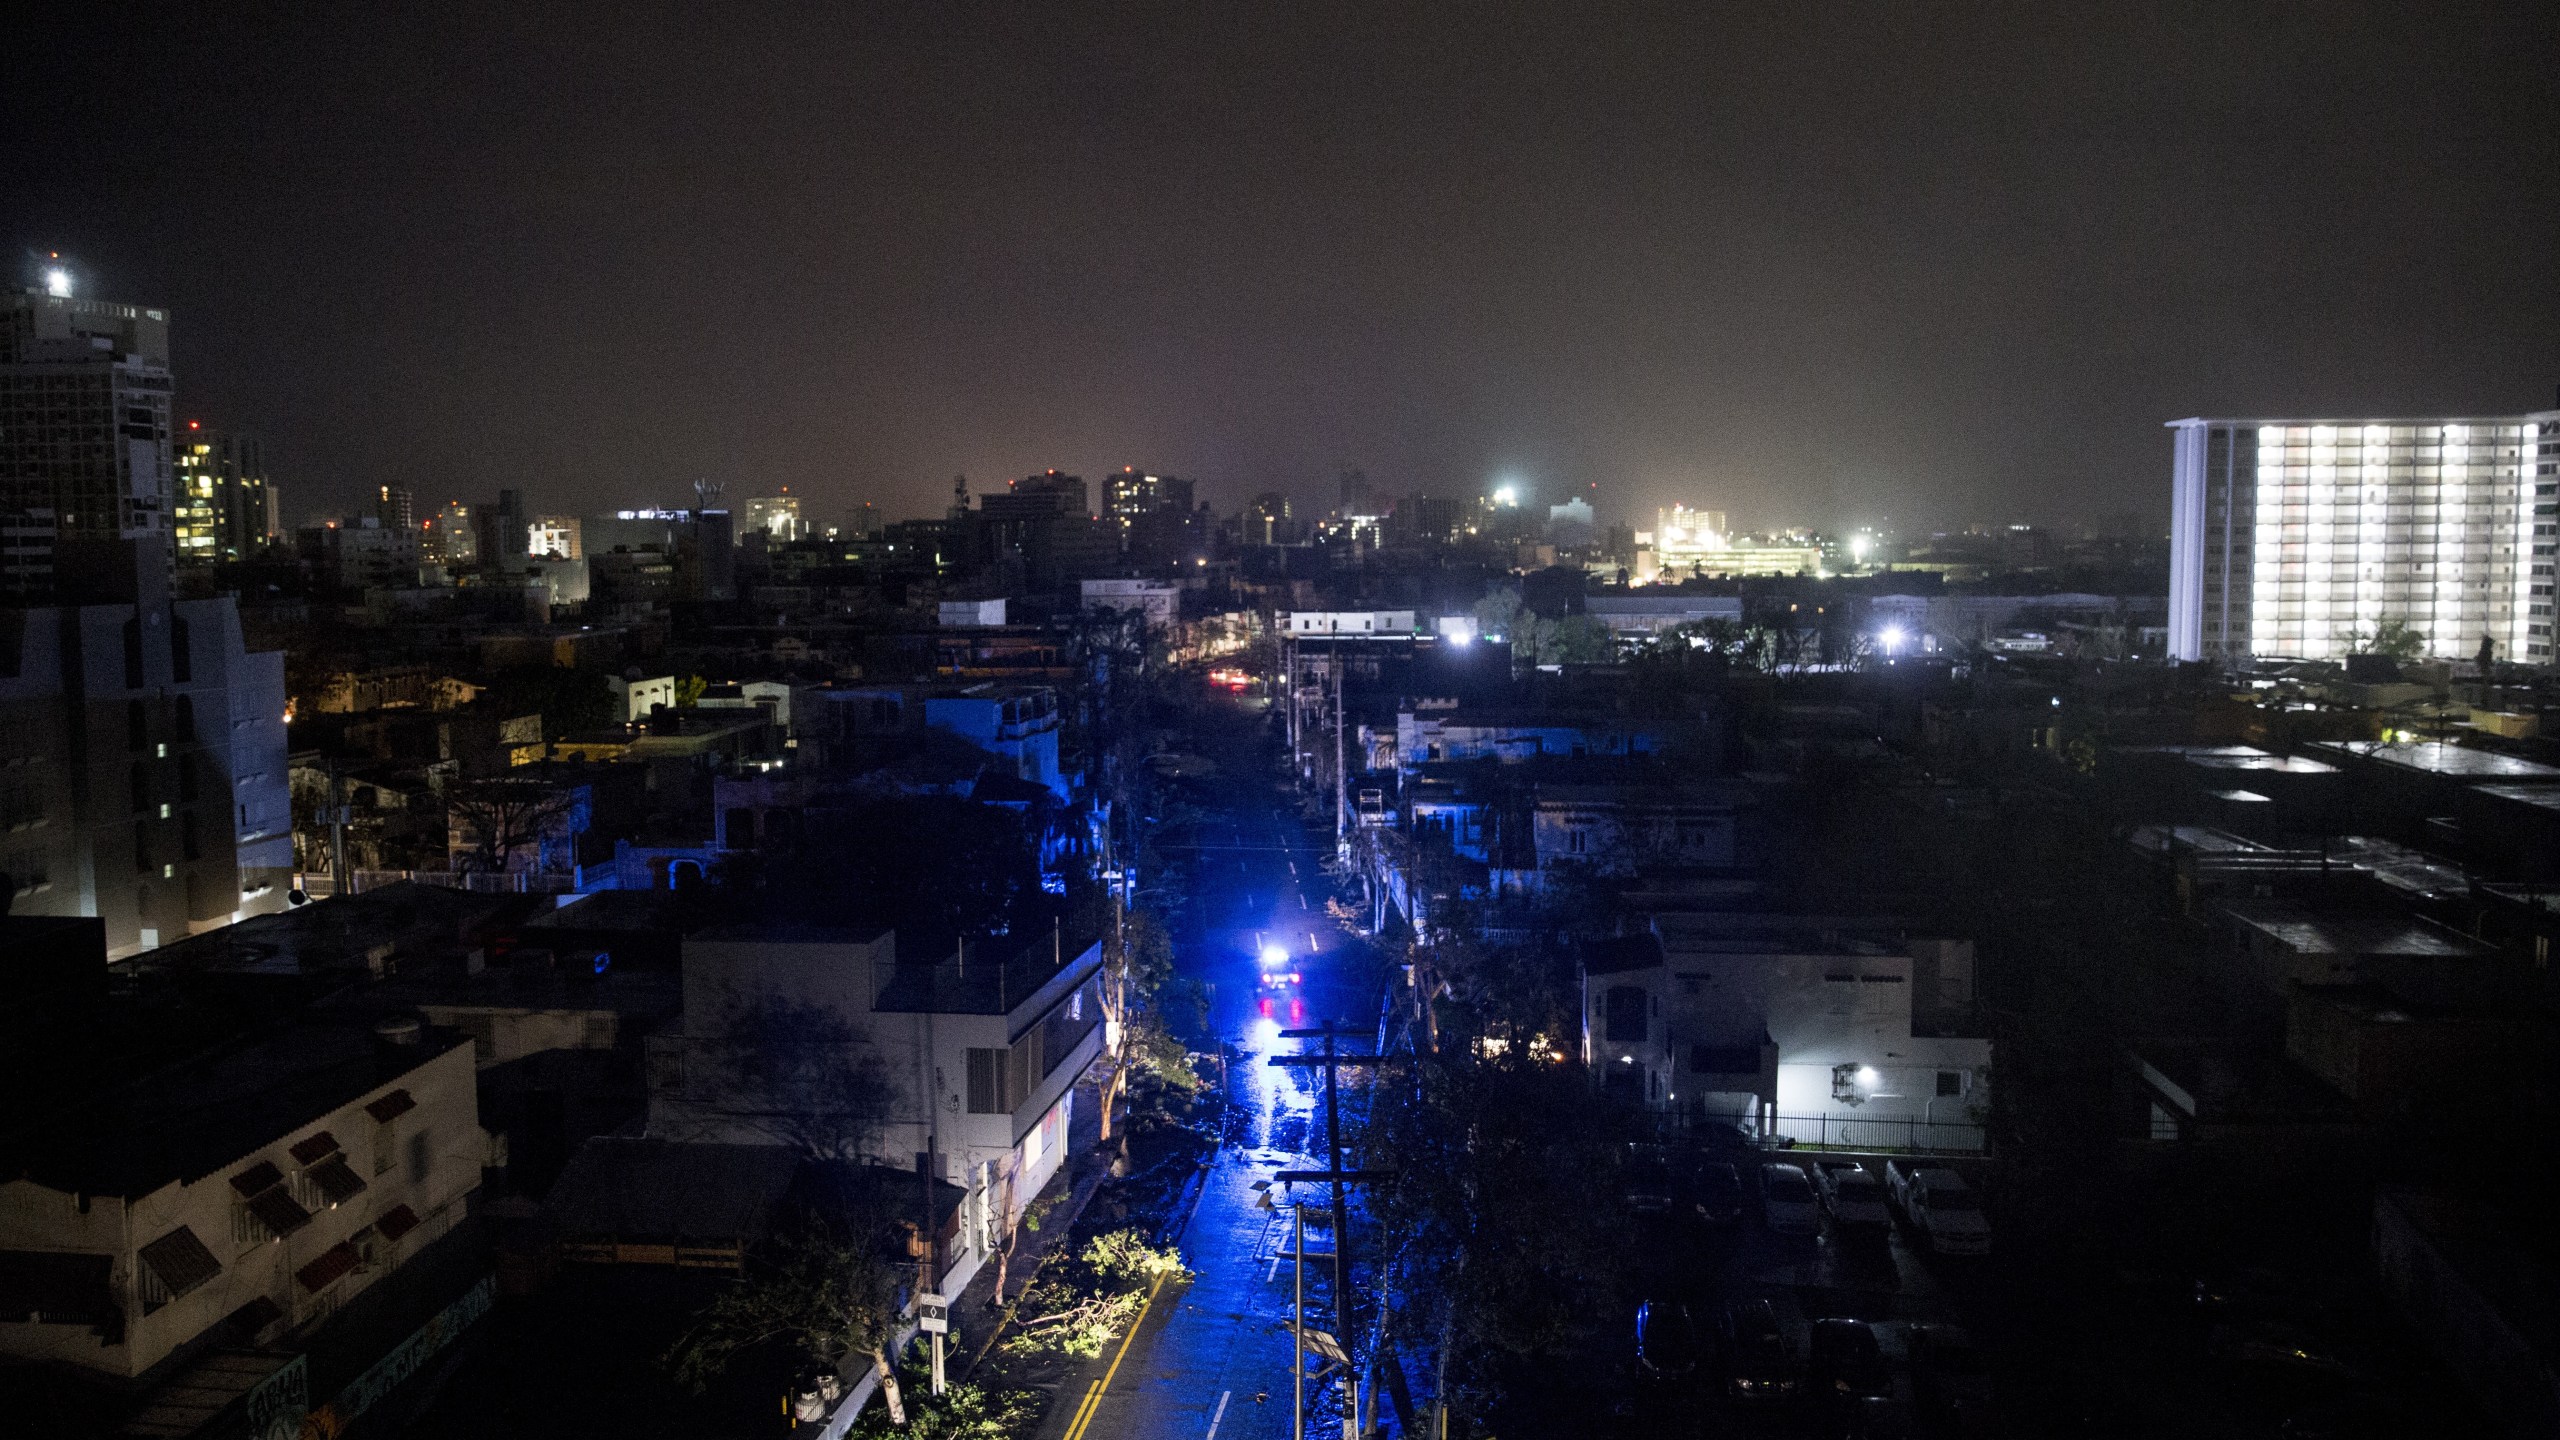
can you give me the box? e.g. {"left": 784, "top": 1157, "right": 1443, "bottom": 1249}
{"left": 1582, "top": 595, "right": 1745, "bottom": 642}
{"left": 0, "top": 1019, "right": 484, "bottom": 1379}
{"left": 1582, "top": 914, "right": 1990, "bottom": 1152}
{"left": 1276, "top": 610, "right": 1418, "bottom": 638}
{"left": 647, "top": 927, "right": 1103, "bottom": 1298}
{"left": 1079, "top": 578, "right": 1180, "bottom": 624}
{"left": 606, "top": 674, "right": 677, "bottom": 723}
{"left": 2168, "top": 414, "right": 2559, "bottom": 664}
{"left": 938, "top": 598, "right": 1007, "bottom": 628}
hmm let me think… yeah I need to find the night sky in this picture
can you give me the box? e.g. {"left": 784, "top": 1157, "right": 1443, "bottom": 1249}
{"left": 9, "top": 5, "right": 2556, "bottom": 534}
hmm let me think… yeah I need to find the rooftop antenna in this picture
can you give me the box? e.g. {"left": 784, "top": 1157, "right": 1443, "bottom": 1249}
{"left": 691, "top": 476, "right": 724, "bottom": 512}
{"left": 949, "top": 474, "right": 970, "bottom": 521}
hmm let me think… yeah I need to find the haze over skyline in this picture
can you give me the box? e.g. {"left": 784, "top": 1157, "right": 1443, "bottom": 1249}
{"left": 9, "top": 4, "right": 2556, "bottom": 535}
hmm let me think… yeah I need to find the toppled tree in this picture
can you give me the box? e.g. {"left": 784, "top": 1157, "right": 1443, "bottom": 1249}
{"left": 666, "top": 1203, "right": 910, "bottom": 1424}
{"left": 847, "top": 1380, "right": 1038, "bottom": 1439}
{"left": 1001, "top": 1229, "right": 1190, "bottom": 1358}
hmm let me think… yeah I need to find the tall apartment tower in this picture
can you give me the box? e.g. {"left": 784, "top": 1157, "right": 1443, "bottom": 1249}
{"left": 1105, "top": 468, "right": 1194, "bottom": 528}
{"left": 425, "top": 500, "right": 476, "bottom": 564}
{"left": 375, "top": 482, "right": 415, "bottom": 534}
{"left": 0, "top": 544, "right": 292, "bottom": 956}
{"left": 2168, "top": 414, "right": 2558, "bottom": 665}
{"left": 1, "top": 274, "right": 176, "bottom": 566}
{"left": 172, "top": 425, "right": 272, "bottom": 565}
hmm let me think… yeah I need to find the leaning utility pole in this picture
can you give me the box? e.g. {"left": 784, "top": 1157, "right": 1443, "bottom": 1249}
{"left": 1272, "top": 1027, "right": 1403, "bottom": 1440}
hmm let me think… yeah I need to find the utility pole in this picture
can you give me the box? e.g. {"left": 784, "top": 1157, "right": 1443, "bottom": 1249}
{"left": 1272, "top": 1028, "right": 1404, "bottom": 1440}
{"left": 1332, "top": 619, "right": 1346, "bottom": 853}
{"left": 1294, "top": 1202, "right": 1305, "bottom": 1440}
{"left": 328, "top": 757, "right": 349, "bottom": 896}
{"left": 1286, "top": 628, "right": 1299, "bottom": 760}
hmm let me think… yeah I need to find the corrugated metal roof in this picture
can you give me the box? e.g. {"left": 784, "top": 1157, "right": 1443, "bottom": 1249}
{"left": 246, "top": 1187, "right": 313, "bottom": 1239}
{"left": 295, "top": 1242, "right": 360, "bottom": 1292}
{"left": 308, "top": 1155, "right": 367, "bottom": 1206}
{"left": 137, "top": 1226, "right": 221, "bottom": 1299}
{"left": 375, "top": 1203, "right": 421, "bottom": 1242}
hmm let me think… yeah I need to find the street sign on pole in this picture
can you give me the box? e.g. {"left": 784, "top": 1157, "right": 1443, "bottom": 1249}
{"left": 1297, "top": 1326, "right": 1350, "bottom": 1367}
{"left": 917, "top": 1293, "right": 949, "bottom": 1334}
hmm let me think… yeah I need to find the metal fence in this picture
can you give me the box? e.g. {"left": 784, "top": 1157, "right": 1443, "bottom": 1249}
{"left": 1765, "top": 1112, "right": 1986, "bottom": 1155}
{"left": 344, "top": 868, "right": 579, "bottom": 896}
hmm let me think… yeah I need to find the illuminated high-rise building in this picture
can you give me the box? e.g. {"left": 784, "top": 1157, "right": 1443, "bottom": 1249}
{"left": 2, "top": 269, "right": 175, "bottom": 553}
{"left": 2168, "top": 414, "right": 2558, "bottom": 664}
{"left": 171, "top": 425, "right": 272, "bottom": 565}
{"left": 529, "top": 514, "right": 582, "bottom": 560}
{"left": 743, "top": 491, "right": 803, "bottom": 541}
{"left": 425, "top": 500, "right": 477, "bottom": 564}
{"left": 1105, "top": 468, "right": 1194, "bottom": 529}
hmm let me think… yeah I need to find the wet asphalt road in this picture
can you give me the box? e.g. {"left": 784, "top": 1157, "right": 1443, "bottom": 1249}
{"left": 1037, "top": 699, "right": 1377, "bottom": 1440}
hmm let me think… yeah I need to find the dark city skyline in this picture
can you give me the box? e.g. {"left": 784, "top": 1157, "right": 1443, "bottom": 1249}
{"left": 8, "top": 4, "right": 2556, "bottom": 531}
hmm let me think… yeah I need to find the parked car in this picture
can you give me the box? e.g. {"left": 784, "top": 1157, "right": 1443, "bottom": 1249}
{"left": 1884, "top": 1161, "right": 1991, "bottom": 1255}
{"left": 1760, "top": 1162, "right": 1821, "bottom": 1235}
{"left": 1907, "top": 1323, "right": 1993, "bottom": 1435}
{"left": 1635, "top": 1299, "right": 1701, "bottom": 1378}
{"left": 1717, "top": 1298, "right": 1799, "bottom": 1399}
{"left": 1810, "top": 1318, "right": 1900, "bottom": 1428}
{"left": 2207, "top": 1320, "right": 2358, "bottom": 1382}
{"left": 1690, "top": 1160, "right": 1746, "bottom": 1227}
{"left": 1625, "top": 1148, "right": 1676, "bottom": 1217}
{"left": 1816, "top": 1161, "right": 1893, "bottom": 1234}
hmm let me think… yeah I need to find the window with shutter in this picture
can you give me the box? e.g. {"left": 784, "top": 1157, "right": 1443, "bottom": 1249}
{"left": 966, "top": 1048, "right": 1002, "bottom": 1113}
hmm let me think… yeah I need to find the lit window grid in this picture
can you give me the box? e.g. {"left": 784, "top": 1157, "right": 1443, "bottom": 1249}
{"left": 2246, "top": 423, "right": 2526, "bottom": 661}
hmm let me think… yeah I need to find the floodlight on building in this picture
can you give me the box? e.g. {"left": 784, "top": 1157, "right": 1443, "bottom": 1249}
{"left": 43, "top": 268, "right": 71, "bottom": 297}
{"left": 1878, "top": 626, "right": 1907, "bottom": 655}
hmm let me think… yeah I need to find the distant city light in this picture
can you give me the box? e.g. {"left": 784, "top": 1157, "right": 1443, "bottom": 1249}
{"left": 43, "top": 268, "right": 71, "bottom": 297}
{"left": 1492, "top": 484, "right": 1520, "bottom": 507}
{"left": 1849, "top": 534, "right": 1872, "bottom": 561}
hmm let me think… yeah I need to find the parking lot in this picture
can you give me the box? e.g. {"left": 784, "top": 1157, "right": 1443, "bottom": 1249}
{"left": 1600, "top": 1144, "right": 1998, "bottom": 1438}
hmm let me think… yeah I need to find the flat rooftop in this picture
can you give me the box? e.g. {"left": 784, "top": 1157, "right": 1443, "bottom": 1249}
{"left": 2311, "top": 740, "right": 2560, "bottom": 780}
{"left": 2218, "top": 900, "right": 2492, "bottom": 959}
{"left": 114, "top": 883, "right": 526, "bottom": 981}
{"left": 2472, "top": 783, "right": 2560, "bottom": 814}
{"left": 6, "top": 1021, "right": 471, "bottom": 1198}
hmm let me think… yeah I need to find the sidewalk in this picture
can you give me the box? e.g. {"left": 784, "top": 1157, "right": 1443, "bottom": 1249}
{"left": 955, "top": 1069, "right": 1120, "bottom": 1374}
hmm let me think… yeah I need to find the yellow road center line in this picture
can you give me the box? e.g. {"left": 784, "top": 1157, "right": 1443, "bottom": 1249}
{"left": 1064, "top": 1381, "right": 1102, "bottom": 1440}
{"left": 1065, "top": 1273, "right": 1169, "bottom": 1440}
